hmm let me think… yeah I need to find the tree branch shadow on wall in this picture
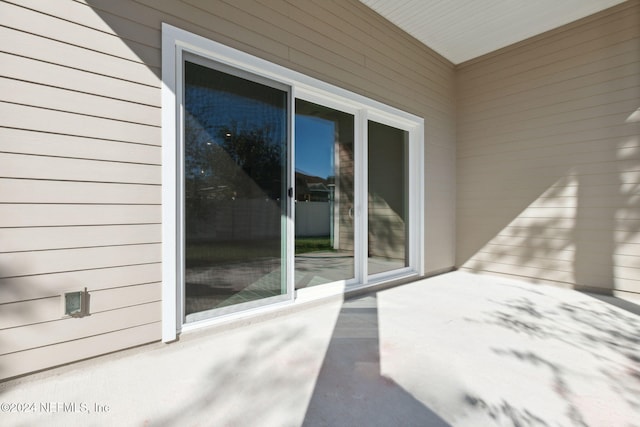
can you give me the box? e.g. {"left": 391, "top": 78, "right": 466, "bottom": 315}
{"left": 458, "top": 109, "right": 640, "bottom": 299}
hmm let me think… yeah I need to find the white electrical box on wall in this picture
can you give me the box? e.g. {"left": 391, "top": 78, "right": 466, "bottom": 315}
{"left": 62, "top": 289, "right": 87, "bottom": 318}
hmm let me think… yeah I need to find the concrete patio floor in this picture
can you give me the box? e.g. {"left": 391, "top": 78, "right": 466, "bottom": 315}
{"left": 1, "top": 271, "right": 639, "bottom": 426}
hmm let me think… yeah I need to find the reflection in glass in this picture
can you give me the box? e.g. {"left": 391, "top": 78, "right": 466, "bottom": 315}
{"left": 294, "top": 100, "right": 354, "bottom": 288}
{"left": 183, "top": 60, "right": 288, "bottom": 321}
{"left": 368, "top": 121, "right": 409, "bottom": 275}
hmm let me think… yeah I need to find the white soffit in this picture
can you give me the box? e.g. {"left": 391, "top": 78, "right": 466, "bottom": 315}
{"left": 359, "top": 0, "right": 629, "bottom": 64}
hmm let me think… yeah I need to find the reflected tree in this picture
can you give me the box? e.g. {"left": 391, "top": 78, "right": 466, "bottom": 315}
{"left": 185, "top": 115, "right": 284, "bottom": 219}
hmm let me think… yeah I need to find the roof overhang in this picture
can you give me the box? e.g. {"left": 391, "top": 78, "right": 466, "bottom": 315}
{"left": 358, "top": 0, "right": 629, "bottom": 64}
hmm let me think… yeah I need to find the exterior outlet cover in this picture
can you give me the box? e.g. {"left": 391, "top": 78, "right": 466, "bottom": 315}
{"left": 62, "top": 290, "right": 86, "bottom": 317}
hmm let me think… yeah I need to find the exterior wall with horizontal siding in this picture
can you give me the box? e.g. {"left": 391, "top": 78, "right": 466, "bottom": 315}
{"left": 0, "top": 0, "right": 456, "bottom": 379}
{"left": 456, "top": 1, "right": 640, "bottom": 298}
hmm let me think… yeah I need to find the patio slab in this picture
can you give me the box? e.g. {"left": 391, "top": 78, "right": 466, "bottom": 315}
{"left": 1, "top": 271, "right": 639, "bottom": 426}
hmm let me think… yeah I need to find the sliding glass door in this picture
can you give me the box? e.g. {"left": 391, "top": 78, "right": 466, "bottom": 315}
{"left": 177, "top": 56, "right": 418, "bottom": 325}
{"left": 182, "top": 56, "right": 290, "bottom": 322}
{"left": 163, "top": 26, "right": 424, "bottom": 337}
{"left": 294, "top": 100, "right": 355, "bottom": 288}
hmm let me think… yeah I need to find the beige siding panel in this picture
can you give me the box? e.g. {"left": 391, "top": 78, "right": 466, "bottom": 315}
{"left": 0, "top": 153, "right": 160, "bottom": 184}
{"left": 457, "top": 194, "right": 634, "bottom": 211}
{"left": 0, "top": 322, "right": 160, "bottom": 380}
{"left": 461, "top": 60, "right": 640, "bottom": 122}
{"left": 325, "top": 0, "right": 453, "bottom": 79}
{"left": 1, "top": 302, "right": 160, "bottom": 355}
{"left": 469, "top": 247, "right": 639, "bottom": 267}
{"left": 458, "top": 206, "right": 640, "bottom": 222}
{"left": 459, "top": 133, "right": 639, "bottom": 165}
{"left": 458, "top": 98, "right": 639, "bottom": 145}
{"left": 613, "top": 289, "right": 640, "bottom": 302}
{"left": 0, "top": 264, "right": 162, "bottom": 304}
{"left": 0, "top": 297, "right": 61, "bottom": 330}
{"left": 424, "top": 143, "right": 456, "bottom": 271}
{"left": 463, "top": 262, "right": 576, "bottom": 284}
{"left": 465, "top": 253, "right": 583, "bottom": 276}
{"left": 182, "top": 0, "right": 365, "bottom": 68}
{"left": 458, "top": 151, "right": 640, "bottom": 180}
{"left": 0, "top": 26, "right": 159, "bottom": 87}
{"left": 192, "top": 0, "right": 453, "bottom": 101}
{"left": 459, "top": 122, "right": 639, "bottom": 158}
{"left": 0, "top": 78, "right": 160, "bottom": 127}
{"left": 614, "top": 279, "right": 640, "bottom": 294}
{"left": 0, "top": 1, "right": 160, "bottom": 67}
{"left": 0, "top": 128, "right": 161, "bottom": 164}
{"left": 463, "top": 261, "right": 640, "bottom": 293}
{"left": 362, "top": 55, "right": 454, "bottom": 114}
{"left": 458, "top": 5, "right": 640, "bottom": 84}
{"left": 460, "top": 38, "right": 640, "bottom": 107}
{"left": 0, "top": 204, "right": 160, "bottom": 228}
{"left": 0, "top": 244, "right": 161, "bottom": 278}
{"left": 462, "top": 234, "right": 639, "bottom": 257}
{"left": 458, "top": 63, "right": 640, "bottom": 124}
{"left": 268, "top": 0, "right": 449, "bottom": 83}
{"left": 77, "top": 0, "right": 173, "bottom": 29}
{"left": 461, "top": 38, "right": 640, "bottom": 103}
{"left": 457, "top": 1, "right": 640, "bottom": 295}
{"left": 5, "top": 0, "right": 160, "bottom": 48}
{"left": 0, "top": 282, "right": 161, "bottom": 329}
{"left": 459, "top": 76, "right": 640, "bottom": 132}
{"left": 458, "top": 141, "right": 637, "bottom": 169}
{"left": 458, "top": 115, "right": 637, "bottom": 154}
{"left": 0, "top": 179, "right": 160, "bottom": 204}
{"left": 615, "top": 265, "right": 640, "bottom": 282}
{"left": 0, "top": 224, "right": 161, "bottom": 253}
{"left": 0, "top": 52, "right": 159, "bottom": 107}
{"left": 140, "top": 0, "right": 454, "bottom": 117}
{"left": 455, "top": 214, "right": 639, "bottom": 233}
{"left": 288, "top": 48, "right": 416, "bottom": 116}
{"left": 0, "top": 103, "right": 159, "bottom": 145}
{"left": 89, "top": 282, "right": 162, "bottom": 313}
{"left": 135, "top": 0, "right": 290, "bottom": 60}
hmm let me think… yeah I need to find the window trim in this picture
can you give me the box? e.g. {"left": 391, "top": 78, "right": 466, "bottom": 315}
{"left": 162, "top": 23, "right": 424, "bottom": 342}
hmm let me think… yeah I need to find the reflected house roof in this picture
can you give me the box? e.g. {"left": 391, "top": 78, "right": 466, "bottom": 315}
{"left": 295, "top": 171, "right": 333, "bottom": 202}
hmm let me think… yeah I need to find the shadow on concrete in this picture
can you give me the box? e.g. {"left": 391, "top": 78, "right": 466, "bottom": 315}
{"left": 581, "top": 291, "right": 640, "bottom": 317}
{"left": 465, "top": 285, "right": 640, "bottom": 425}
{"left": 302, "top": 294, "right": 450, "bottom": 427}
{"left": 151, "top": 325, "right": 312, "bottom": 427}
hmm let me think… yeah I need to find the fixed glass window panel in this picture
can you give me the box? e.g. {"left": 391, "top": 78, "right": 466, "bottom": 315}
{"left": 367, "top": 120, "right": 409, "bottom": 275}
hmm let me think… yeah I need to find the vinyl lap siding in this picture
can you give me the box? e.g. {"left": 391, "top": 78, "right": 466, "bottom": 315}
{"left": 0, "top": 0, "right": 162, "bottom": 379}
{"left": 456, "top": 1, "right": 640, "bottom": 297}
{"left": 0, "top": 0, "right": 456, "bottom": 379}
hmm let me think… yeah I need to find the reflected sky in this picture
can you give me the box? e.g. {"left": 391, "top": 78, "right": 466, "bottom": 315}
{"left": 295, "top": 114, "right": 334, "bottom": 180}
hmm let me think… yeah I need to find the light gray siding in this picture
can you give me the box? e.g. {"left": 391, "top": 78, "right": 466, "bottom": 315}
{"left": 0, "top": 0, "right": 164, "bottom": 380}
{"left": 456, "top": 1, "right": 640, "bottom": 297}
{"left": 0, "top": 0, "right": 456, "bottom": 379}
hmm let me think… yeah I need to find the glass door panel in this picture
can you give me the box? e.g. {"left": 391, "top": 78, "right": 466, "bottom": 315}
{"left": 367, "top": 120, "right": 409, "bottom": 275}
{"left": 183, "top": 58, "right": 289, "bottom": 322}
{"left": 294, "top": 100, "right": 355, "bottom": 288}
